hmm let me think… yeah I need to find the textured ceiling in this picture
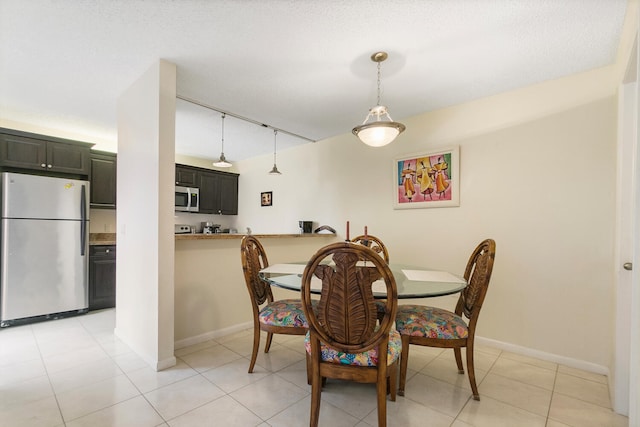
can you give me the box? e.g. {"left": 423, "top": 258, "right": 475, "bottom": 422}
{"left": 0, "top": 0, "right": 629, "bottom": 162}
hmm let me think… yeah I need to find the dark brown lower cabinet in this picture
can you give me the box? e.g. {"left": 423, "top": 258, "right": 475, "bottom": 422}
{"left": 89, "top": 245, "right": 116, "bottom": 310}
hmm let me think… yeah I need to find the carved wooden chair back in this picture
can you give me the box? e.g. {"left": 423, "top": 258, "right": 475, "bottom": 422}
{"left": 240, "top": 235, "right": 274, "bottom": 310}
{"left": 457, "top": 238, "right": 496, "bottom": 324}
{"left": 301, "top": 242, "right": 398, "bottom": 427}
{"left": 240, "top": 235, "right": 310, "bottom": 373}
{"left": 396, "top": 238, "right": 496, "bottom": 400}
{"left": 351, "top": 234, "right": 390, "bottom": 263}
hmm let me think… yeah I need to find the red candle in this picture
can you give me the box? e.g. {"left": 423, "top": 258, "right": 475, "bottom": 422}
{"left": 346, "top": 221, "right": 350, "bottom": 241}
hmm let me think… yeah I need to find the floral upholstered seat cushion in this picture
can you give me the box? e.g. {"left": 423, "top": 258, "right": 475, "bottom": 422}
{"left": 259, "top": 299, "right": 316, "bottom": 328}
{"left": 304, "top": 328, "right": 401, "bottom": 367}
{"left": 374, "top": 300, "right": 387, "bottom": 317}
{"left": 395, "top": 305, "right": 469, "bottom": 339}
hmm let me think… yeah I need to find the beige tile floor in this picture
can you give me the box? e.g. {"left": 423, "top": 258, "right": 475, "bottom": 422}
{"left": 0, "top": 309, "right": 629, "bottom": 427}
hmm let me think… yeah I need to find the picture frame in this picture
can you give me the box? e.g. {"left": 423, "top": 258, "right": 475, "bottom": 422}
{"left": 393, "top": 146, "right": 460, "bottom": 209}
{"left": 260, "top": 191, "right": 273, "bottom": 207}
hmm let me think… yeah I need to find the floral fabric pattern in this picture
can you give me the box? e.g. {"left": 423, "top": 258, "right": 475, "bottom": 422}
{"left": 395, "top": 305, "right": 468, "bottom": 339}
{"left": 304, "top": 329, "right": 401, "bottom": 367}
{"left": 259, "top": 299, "right": 315, "bottom": 328}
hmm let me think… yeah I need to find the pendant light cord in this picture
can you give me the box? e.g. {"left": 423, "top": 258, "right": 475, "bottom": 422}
{"left": 273, "top": 129, "right": 278, "bottom": 163}
{"left": 376, "top": 60, "right": 382, "bottom": 106}
{"left": 221, "top": 113, "right": 226, "bottom": 152}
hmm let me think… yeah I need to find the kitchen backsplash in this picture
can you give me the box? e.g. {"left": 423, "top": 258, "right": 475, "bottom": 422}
{"left": 89, "top": 209, "right": 232, "bottom": 234}
{"left": 89, "top": 209, "right": 116, "bottom": 233}
{"left": 174, "top": 212, "right": 232, "bottom": 232}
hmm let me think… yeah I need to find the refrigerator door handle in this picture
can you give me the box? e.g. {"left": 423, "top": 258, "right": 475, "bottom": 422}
{"left": 80, "top": 184, "right": 86, "bottom": 256}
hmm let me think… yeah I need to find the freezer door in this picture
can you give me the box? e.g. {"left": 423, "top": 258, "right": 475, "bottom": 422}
{"left": 1, "top": 218, "right": 88, "bottom": 322}
{"left": 1, "top": 172, "right": 89, "bottom": 220}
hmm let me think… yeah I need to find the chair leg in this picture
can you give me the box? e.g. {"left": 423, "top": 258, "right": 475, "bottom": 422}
{"left": 454, "top": 347, "right": 464, "bottom": 373}
{"left": 249, "top": 324, "right": 260, "bottom": 373}
{"left": 388, "top": 361, "right": 397, "bottom": 401}
{"left": 398, "top": 335, "right": 410, "bottom": 396}
{"left": 376, "top": 370, "right": 387, "bottom": 427}
{"left": 310, "top": 370, "right": 322, "bottom": 427}
{"left": 264, "top": 331, "right": 273, "bottom": 353}
{"left": 465, "top": 342, "right": 480, "bottom": 400}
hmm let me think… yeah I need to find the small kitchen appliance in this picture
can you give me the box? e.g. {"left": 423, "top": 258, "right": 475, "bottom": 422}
{"left": 175, "top": 186, "right": 199, "bottom": 212}
{"left": 174, "top": 224, "right": 192, "bottom": 234}
{"left": 201, "top": 222, "right": 220, "bottom": 234}
{"left": 299, "top": 221, "right": 313, "bottom": 233}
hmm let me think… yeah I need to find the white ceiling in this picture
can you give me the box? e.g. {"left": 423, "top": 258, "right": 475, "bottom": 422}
{"left": 0, "top": 0, "right": 629, "bottom": 162}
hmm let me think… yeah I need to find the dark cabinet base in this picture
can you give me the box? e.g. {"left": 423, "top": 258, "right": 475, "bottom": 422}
{"left": 89, "top": 245, "right": 116, "bottom": 310}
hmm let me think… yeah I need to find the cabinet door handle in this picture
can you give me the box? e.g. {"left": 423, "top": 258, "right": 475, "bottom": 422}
{"left": 47, "top": 164, "right": 52, "bottom": 168}
{"left": 624, "top": 262, "right": 633, "bottom": 271}
{"left": 105, "top": 249, "right": 110, "bottom": 253}
{"left": 41, "top": 163, "right": 46, "bottom": 168}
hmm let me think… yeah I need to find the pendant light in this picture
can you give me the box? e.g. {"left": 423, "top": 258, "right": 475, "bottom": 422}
{"left": 352, "top": 51, "right": 405, "bottom": 147}
{"left": 268, "top": 129, "right": 282, "bottom": 175}
{"left": 213, "top": 113, "right": 232, "bottom": 168}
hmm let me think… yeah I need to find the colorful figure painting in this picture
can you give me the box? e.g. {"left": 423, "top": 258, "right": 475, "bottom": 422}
{"left": 393, "top": 147, "right": 459, "bottom": 209}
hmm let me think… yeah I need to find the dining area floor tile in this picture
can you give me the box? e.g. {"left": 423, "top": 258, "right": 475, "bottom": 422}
{"left": 0, "top": 309, "right": 629, "bottom": 427}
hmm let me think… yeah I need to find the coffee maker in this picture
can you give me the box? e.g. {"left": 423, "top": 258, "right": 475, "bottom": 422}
{"left": 299, "top": 221, "right": 313, "bottom": 234}
{"left": 201, "top": 222, "right": 221, "bottom": 234}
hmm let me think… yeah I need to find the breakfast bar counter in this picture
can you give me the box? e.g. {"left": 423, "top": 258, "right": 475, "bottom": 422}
{"left": 174, "top": 233, "right": 334, "bottom": 240}
{"left": 174, "top": 232, "right": 340, "bottom": 346}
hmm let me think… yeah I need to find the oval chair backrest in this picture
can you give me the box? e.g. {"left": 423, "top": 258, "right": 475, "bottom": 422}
{"left": 351, "top": 234, "right": 390, "bottom": 263}
{"left": 459, "top": 239, "right": 496, "bottom": 320}
{"left": 240, "top": 235, "right": 273, "bottom": 307}
{"left": 301, "top": 242, "right": 397, "bottom": 354}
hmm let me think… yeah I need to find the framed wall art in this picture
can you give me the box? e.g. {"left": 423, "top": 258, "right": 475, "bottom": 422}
{"left": 393, "top": 146, "right": 459, "bottom": 209}
{"left": 260, "top": 191, "right": 273, "bottom": 207}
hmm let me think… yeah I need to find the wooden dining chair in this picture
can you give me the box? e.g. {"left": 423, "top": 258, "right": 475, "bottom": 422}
{"left": 396, "top": 239, "right": 496, "bottom": 400}
{"left": 240, "top": 235, "right": 312, "bottom": 373}
{"left": 352, "top": 234, "right": 390, "bottom": 323}
{"left": 351, "top": 234, "right": 390, "bottom": 263}
{"left": 301, "top": 242, "right": 400, "bottom": 427}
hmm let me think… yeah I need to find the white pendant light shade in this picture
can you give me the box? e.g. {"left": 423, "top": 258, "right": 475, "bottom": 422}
{"left": 213, "top": 152, "right": 231, "bottom": 168}
{"left": 213, "top": 113, "right": 232, "bottom": 168}
{"left": 352, "top": 105, "right": 405, "bottom": 147}
{"left": 352, "top": 52, "right": 405, "bottom": 147}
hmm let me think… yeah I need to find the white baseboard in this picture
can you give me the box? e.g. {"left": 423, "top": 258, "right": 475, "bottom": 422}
{"left": 156, "top": 356, "right": 177, "bottom": 371}
{"left": 171, "top": 325, "right": 610, "bottom": 377}
{"left": 476, "top": 336, "right": 609, "bottom": 376}
{"left": 114, "top": 327, "right": 178, "bottom": 371}
{"left": 174, "top": 321, "right": 253, "bottom": 350}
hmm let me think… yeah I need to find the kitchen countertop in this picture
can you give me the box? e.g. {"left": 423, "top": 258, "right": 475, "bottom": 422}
{"left": 89, "top": 233, "right": 116, "bottom": 245}
{"left": 90, "top": 232, "right": 336, "bottom": 244}
{"left": 175, "top": 233, "right": 336, "bottom": 240}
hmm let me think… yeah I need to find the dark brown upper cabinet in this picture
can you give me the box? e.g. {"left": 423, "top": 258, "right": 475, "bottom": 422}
{"left": 90, "top": 151, "right": 117, "bottom": 209}
{"left": 175, "top": 165, "right": 198, "bottom": 187}
{"left": 0, "top": 128, "right": 92, "bottom": 177}
{"left": 176, "top": 164, "right": 238, "bottom": 215}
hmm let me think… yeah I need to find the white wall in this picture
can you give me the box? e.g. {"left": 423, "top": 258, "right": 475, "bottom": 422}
{"left": 232, "top": 69, "right": 618, "bottom": 370}
{"left": 115, "top": 60, "right": 176, "bottom": 370}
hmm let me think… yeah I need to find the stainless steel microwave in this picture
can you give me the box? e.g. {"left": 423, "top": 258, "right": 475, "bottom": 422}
{"left": 175, "top": 186, "right": 199, "bottom": 212}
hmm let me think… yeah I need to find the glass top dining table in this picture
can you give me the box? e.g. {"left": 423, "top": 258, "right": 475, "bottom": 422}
{"left": 259, "top": 262, "right": 467, "bottom": 299}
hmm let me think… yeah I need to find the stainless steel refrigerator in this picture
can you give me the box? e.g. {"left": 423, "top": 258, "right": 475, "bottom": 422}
{"left": 1, "top": 172, "right": 89, "bottom": 326}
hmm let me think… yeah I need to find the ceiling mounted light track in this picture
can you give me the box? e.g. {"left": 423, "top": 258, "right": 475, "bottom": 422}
{"left": 213, "top": 113, "right": 232, "bottom": 168}
{"left": 352, "top": 51, "right": 405, "bottom": 147}
{"left": 176, "top": 95, "right": 315, "bottom": 143}
{"left": 268, "top": 129, "right": 282, "bottom": 175}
